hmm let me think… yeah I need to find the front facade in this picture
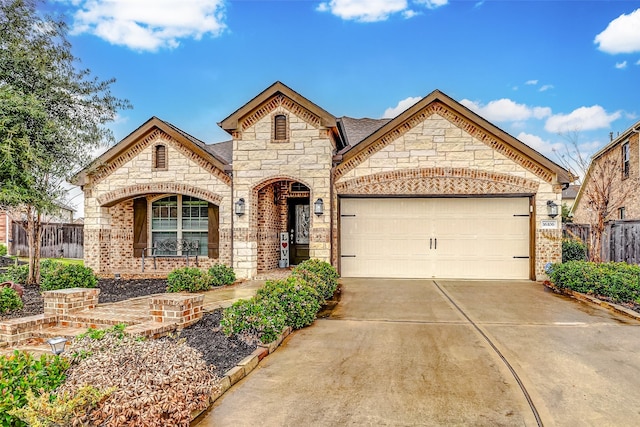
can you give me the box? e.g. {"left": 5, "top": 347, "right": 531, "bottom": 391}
{"left": 75, "top": 82, "right": 570, "bottom": 280}
{"left": 572, "top": 122, "right": 640, "bottom": 224}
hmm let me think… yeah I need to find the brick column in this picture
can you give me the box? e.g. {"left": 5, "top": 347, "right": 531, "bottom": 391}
{"left": 43, "top": 288, "right": 101, "bottom": 316}
{"left": 150, "top": 294, "right": 204, "bottom": 328}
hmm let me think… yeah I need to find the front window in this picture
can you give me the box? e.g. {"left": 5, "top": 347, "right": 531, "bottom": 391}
{"left": 151, "top": 195, "right": 208, "bottom": 256}
{"left": 619, "top": 207, "right": 626, "bottom": 220}
{"left": 622, "top": 141, "right": 630, "bottom": 179}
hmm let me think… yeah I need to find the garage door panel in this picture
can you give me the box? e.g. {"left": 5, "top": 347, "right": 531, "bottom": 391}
{"left": 340, "top": 197, "right": 530, "bottom": 279}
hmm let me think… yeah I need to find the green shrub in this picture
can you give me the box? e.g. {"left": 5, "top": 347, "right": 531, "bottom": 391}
{"left": 221, "top": 297, "right": 287, "bottom": 344}
{"left": 208, "top": 263, "right": 236, "bottom": 287}
{"left": 257, "top": 276, "right": 320, "bottom": 330}
{"left": 292, "top": 259, "right": 339, "bottom": 300}
{"left": 40, "top": 264, "right": 97, "bottom": 292}
{"left": 0, "top": 264, "right": 28, "bottom": 284}
{"left": 562, "top": 238, "right": 587, "bottom": 262}
{"left": 549, "top": 261, "right": 640, "bottom": 303}
{"left": 0, "top": 287, "right": 23, "bottom": 314}
{"left": 0, "top": 351, "right": 70, "bottom": 427}
{"left": 166, "top": 267, "right": 210, "bottom": 292}
{"left": 9, "top": 386, "right": 114, "bottom": 427}
{"left": 0, "top": 244, "right": 7, "bottom": 257}
{"left": 291, "top": 268, "right": 330, "bottom": 302}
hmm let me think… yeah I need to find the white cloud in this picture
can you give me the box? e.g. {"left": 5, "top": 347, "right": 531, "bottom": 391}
{"left": 539, "top": 84, "right": 554, "bottom": 92}
{"left": 316, "top": 0, "right": 407, "bottom": 22}
{"left": 637, "top": 59, "right": 640, "bottom": 65}
{"left": 317, "top": 0, "right": 447, "bottom": 22}
{"left": 615, "top": 61, "right": 628, "bottom": 69}
{"left": 414, "top": 0, "right": 449, "bottom": 9}
{"left": 460, "top": 98, "right": 551, "bottom": 122}
{"left": 525, "top": 79, "right": 538, "bottom": 85}
{"left": 594, "top": 8, "right": 640, "bottom": 54}
{"left": 383, "top": 96, "right": 422, "bottom": 118}
{"left": 517, "top": 132, "right": 563, "bottom": 156}
{"left": 69, "top": 0, "right": 226, "bottom": 51}
{"left": 544, "top": 105, "right": 621, "bottom": 133}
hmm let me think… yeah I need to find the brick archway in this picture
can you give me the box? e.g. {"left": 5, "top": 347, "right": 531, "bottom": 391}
{"left": 97, "top": 182, "right": 224, "bottom": 207}
{"left": 335, "top": 167, "right": 539, "bottom": 195}
{"left": 251, "top": 176, "right": 312, "bottom": 272}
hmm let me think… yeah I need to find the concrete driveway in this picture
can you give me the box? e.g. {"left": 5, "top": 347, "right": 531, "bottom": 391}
{"left": 195, "top": 279, "right": 640, "bottom": 426}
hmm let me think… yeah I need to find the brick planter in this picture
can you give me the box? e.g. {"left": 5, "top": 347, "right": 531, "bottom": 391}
{"left": 150, "top": 293, "right": 204, "bottom": 328}
{"left": 43, "top": 288, "right": 100, "bottom": 316}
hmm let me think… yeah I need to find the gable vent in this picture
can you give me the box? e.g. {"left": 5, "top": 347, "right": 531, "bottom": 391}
{"left": 274, "top": 114, "right": 287, "bottom": 141}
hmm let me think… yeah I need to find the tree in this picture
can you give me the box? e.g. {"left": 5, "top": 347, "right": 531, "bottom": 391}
{"left": 554, "top": 130, "right": 635, "bottom": 262}
{"left": 0, "top": 0, "right": 130, "bottom": 284}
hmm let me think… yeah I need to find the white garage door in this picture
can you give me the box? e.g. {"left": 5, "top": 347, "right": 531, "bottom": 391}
{"left": 340, "top": 197, "right": 530, "bottom": 279}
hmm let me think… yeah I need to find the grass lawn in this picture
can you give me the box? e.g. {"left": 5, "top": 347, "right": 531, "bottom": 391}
{"left": 15, "top": 257, "right": 84, "bottom": 266}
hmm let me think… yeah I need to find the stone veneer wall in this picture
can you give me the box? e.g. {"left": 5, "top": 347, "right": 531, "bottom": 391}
{"left": 334, "top": 110, "right": 563, "bottom": 280}
{"left": 232, "top": 98, "right": 334, "bottom": 279}
{"left": 83, "top": 129, "right": 232, "bottom": 275}
{"left": 573, "top": 132, "right": 640, "bottom": 224}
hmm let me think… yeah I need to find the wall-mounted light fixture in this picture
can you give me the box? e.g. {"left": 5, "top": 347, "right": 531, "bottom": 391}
{"left": 547, "top": 200, "right": 559, "bottom": 219}
{"left": 47, "top": 337, "right": 67, "bottom": 355}
{"left": 235, "top": 198, "right": 245, "bottom": 216}
{"left": 314, "top": 198, "right": 324, "bottom": 216}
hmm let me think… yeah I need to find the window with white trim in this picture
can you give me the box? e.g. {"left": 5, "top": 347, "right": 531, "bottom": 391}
{"left": 151, "top": 195, "right": 208, "bottom": 256}
{"left": 622, "top": 141, "right": 630, "bottom": 179}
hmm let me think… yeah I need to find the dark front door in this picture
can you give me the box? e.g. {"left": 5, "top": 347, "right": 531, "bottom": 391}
{"left": 288, "top": 198, "right": 310, "bottom": 265}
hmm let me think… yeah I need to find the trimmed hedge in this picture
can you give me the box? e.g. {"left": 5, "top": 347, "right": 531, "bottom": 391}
{"left": 40, "top": 264, "right": 98, "bottom": 291}
{"left": 221, "top": 297, "right": 287, "bottom": 344}
{"left": 292, "top": 259, "right": 339, "bottom": 301}
{"left": 0, "top": 244, "right": 6, "bottom": 257}
{"left": 549, "top": 261, "right": 640, "bottom": 303}
{"left": 0, "top": 287, "right": 23, "bottom": 314}
{"left": 166, "top": 267, "right": 210, "bottom": 293}
{"left": 208, "top": 264, "right": 236, "bottom": 287}
{"left": 562, "top": 239, "right": 587, "bottom": 262}
{"left": 256, "top": 276, "right": 320, "bottom": 330}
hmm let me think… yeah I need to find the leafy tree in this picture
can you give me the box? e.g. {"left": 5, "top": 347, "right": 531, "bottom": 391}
{"left": 0, "top": 0, "right": 130, "bottom": 284}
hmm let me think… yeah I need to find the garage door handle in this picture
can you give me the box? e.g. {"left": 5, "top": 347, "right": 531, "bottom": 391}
{"left": 434, "top": 238, "right": 437, "bottom": 249}
{"left": 513, "top": 256, "right": 529, "bottom": 259}
{"left": 430, "top": 238, "right": 432, "bottom": 249}
{"left": 341, "top": 255, "right": 356, "bottom": 258}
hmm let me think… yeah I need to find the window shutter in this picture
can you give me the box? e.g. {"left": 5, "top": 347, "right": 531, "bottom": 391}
{"left": 208, "top": 203, "right": 219, "bottom": 259}
{"left": 133, "top": 198, "right": 148, "bottom": 257}
{"left": 274, "top": 115, "right": 287, "bottom": 140}
{"left": 155, "top": 145, "right": 166, "bottom": 169}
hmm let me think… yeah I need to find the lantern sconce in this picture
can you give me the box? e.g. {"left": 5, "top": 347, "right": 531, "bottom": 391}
{"left": 47, "top": 337, "right": 67, "bottom": 355}
{"left": 235, "top": 198, "right": 245, "bottom": 216}
{"left": 547, "top": 200, "right": 559, "bottom": 219}
{"left": 314, "top": 198, "right": 324, "bottom": 216}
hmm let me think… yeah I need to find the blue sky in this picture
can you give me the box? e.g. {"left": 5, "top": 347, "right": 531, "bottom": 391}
{"left": 49, "top": 0, "right": 640, "bottom": 216}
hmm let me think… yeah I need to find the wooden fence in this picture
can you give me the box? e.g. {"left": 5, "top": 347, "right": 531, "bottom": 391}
{"left": 10, "top": 222, "right": 83, "bottom": 259}
{"left": 564, "top": 221, "right": 640, "bottom": 264}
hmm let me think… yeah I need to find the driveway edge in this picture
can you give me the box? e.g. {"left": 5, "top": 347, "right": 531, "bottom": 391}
{"left": 190, "top": 326, "right": 293, "bottom": 423}
{"left": 542, "top": 281, "right": 640, "bottom": 321}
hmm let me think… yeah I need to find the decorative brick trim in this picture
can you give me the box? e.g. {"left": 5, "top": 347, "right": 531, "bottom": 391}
{"left": 88, "top": 129, "right": 231, "bottom": 186}
{"left": 335, "top": 168, "right": 539, "bottom": 195}
{"left": 97, "top": 183, "right": 225, "bottom": 207}
{"left": 240, "top": 94, "right": 321, "bottom": 133}
{"left": 335, "top": 101, "right": 554, "bottom": 183}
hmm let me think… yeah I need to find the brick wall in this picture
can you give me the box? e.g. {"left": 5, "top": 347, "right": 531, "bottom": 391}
{"left": 232, "top": 98, "right": 334, "bottom": 278}
{"left": 573, "top": 132, "right": 640, "bottom": 224}
{"left": 334, "top": 108, "right": 562, "bottom": 280}
{"left": 83, "top": 129, "right": 232, "bottom": 276}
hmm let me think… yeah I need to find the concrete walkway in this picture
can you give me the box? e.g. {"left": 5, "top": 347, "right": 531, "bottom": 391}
{"left": 196, "top": 278, "right": 640, "bottom": 427}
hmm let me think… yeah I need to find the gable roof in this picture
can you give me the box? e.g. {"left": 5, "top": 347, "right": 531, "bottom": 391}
{"left": 562, "top": 184, "right": 580, "bottom": 200}
{"left": 218, "top": 81, "right": 337, "bottom": 133}
{"left": 206, "top": 140, "right": 233, "bottom": 164}
{"left": 337, "top": 89, "right": 572, "bottom": 184}
{"left": 570, "top": 119, "right": 640, "bottom": 212}
{"left": 72, "top": 117, "right": 228, "bottom": 186}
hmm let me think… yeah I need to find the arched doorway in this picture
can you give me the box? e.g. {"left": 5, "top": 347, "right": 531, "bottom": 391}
{"left": 254, "top": 178, "right": 311, "bottom": 273}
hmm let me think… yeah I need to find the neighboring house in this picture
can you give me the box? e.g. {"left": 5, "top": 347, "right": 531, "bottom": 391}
{"left": 572, "top": 121, "right": 640, "bottom": 223}
{"left": 73, "top": 82, "right": 571, "bottom": 280}
{"left": 561, "top": 184, "right": 580, "bottom": 211}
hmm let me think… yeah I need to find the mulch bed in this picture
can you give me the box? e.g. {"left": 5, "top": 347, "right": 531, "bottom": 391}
{"left": 0, "top": 277, "right": 256, "bottom": 376}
